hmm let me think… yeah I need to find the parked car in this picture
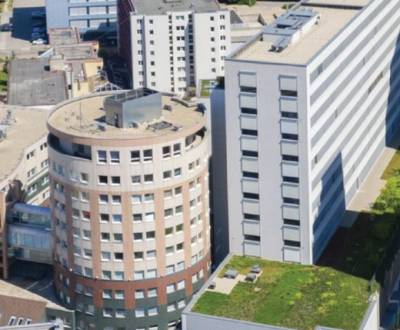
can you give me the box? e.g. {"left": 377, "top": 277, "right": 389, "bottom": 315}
{"left": 32, "top": 38, "right": 46, "bottom": 45}
{"left": 1, "top": 23, "right": 12, "bottom": 32}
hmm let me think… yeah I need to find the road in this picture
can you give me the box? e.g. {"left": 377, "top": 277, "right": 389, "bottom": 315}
{"left": 0, "top": 0, "right": 47, "bottom": 56}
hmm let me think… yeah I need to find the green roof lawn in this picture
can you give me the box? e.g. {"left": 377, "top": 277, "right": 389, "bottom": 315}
{"left": 194, "top": 149, "right": 400, "bottom": 330}
{"left": 193, "top": 256, "right": 371, "bottom": 330}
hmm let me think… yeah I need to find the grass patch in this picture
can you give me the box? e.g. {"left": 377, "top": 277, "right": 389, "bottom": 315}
{"left": 200, "top": 79, "right": 212, "bottom": 97}
{"left": 193, "top": 257, "right": 370, "bottom": 330}
{"left": 0, "top": 69, "right": 8, "bottom": 93}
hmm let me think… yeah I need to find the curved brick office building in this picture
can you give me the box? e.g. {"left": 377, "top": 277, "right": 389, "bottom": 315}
{"left": 47, "top": 89, "right": 211, "bottom": 330}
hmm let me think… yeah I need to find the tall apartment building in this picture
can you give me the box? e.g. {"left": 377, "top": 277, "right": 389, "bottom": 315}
{"left": 222, "top": 0, "right": 400, "bottom": 265}
{"left": 46, "top": 0, "right": 117, "bottom": 35}
{"left": 47, "top": 90, "right": 211, "bottom": 329}
{"left": 118, "top": 0, "right": 231, "bottom": 95}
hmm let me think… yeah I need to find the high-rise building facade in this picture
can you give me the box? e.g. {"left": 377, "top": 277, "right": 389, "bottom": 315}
{"left": 47, "top": 90, "right": 211, "bottom": 329}
{"left": 46, "top": 0, "right": 117, "bottom": 34}
{"left": 223, "top": 0, "right": 400, "bottom": 264}
{"left": 118, "top": 0, "right": 231, "bottom": 95}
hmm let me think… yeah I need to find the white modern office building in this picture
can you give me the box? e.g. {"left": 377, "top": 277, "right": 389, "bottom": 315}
{"left": 118, "top": 0, "right": 231, "bottom": 95}
{"left": 222, "top": 0, "right": 400, "bottom": 264}
{"left": 46, "top": 0, "right": 117, "bottom": 34}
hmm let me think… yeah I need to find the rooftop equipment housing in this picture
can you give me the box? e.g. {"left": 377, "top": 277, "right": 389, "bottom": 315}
{"left": 104, "top": 88, "right": 162, "bottom": 128}
{"left": 263, "top": 9, "right": 320, "bottom": 52}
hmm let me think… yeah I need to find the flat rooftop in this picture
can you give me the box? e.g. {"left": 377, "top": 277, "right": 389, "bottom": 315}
{"left": 191, "top": 256, "right": 373, "bottom": 330}
{"left": 8, "top": 58, "right": 67, "bottom": 106}
{"left": 48, "top": 93, "right": 206, "bottom": 140}
{"left": 222, "top": 1, "right": 291, "bottom": 26}
{"left": 0, "top": 106, "right": 48, "bottom": 183}
{"left": 48, "top": 28, "right": 80, "bottom": 46}
{"left": 0, "top": 280, "right": 67, "bottom": 312}
{"left": 231, "top": 0, "right": 369, "bottom": 65}
{"left": 130, "top": 0, "right": 220, "bottom": 15}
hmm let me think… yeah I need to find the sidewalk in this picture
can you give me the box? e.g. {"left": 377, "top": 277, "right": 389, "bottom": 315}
{"left": 342, "top": 141, "right": 400, "bottom": 227}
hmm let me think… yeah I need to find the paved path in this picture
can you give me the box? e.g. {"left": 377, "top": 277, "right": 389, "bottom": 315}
{"left": 342, "top": 142, "right": 400, "bottom": 227}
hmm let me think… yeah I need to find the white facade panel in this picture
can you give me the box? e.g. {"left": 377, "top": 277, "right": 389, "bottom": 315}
{"left": 242, "top": 179, "right": 259, "bottom": 194}
{"left": 282, "top": 184, "right": 299, "bottom": 199}
{"left": 239, "top": 94, "right": 257, "bottom": 109}
{"left": 241, "top": 158, "right": 258, "bottom": 172}
{"left": 244, "top": 242, "right": 260, "bottom": 257}
{"left": 283, "top": 226, "right": 301, "bottom": 241}
{"left": 282, "top": 205, "right": 300, "bottom": 220}
{"left": 280, "top": 98, "right": 298, "bottom": 113}
{"left": 241, "top": 137, "right": 258, "bottom": 151}
{"left": 239, "top": 72, "right": 256, "bottom": 87}
{"left": 282, "top": 162, "right": 299, "bottom": 177}
{"left": 279, "top": 76, "right": 297, "bottom": 91}
{"left": 243, "top": 221, "right": 260, "bottom": 237}
{"left": 242, "top": 200, "right": 259, "bottom": 214}
{"left": 283, "top": 247, "right": 301, "bottom": 262}
{"left": 281, "top": 141, "right": 298, "bottom": 156}
{"left": 240, "top": 116, "right": 257, "bottom": 130}
{"left": 280, "top": 120, "right": 298, "bottom": 135}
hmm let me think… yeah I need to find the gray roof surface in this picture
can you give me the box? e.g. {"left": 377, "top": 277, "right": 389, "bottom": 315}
{"left": 8, "top": 58, "right": 67, "bottom": 106}
{"left": 131, "top": 0, "right": 220, "bottom": 15}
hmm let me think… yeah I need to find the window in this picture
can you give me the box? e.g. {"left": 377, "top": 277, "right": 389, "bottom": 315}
{"left": 101, "top": 232, "right": 110, "bottom": 241}
{"left": 144, "top": 174, "right": 153, "bottom": 183}
{"left": 114, "top": 252, "right": 123, "bottom": 260}
{"left": 242, "top": 150, "right": 258, "bottom": 158}
{"left": 114, "top": 233, "right": 123, "bottom": 242}
{"left": 134, "top": 271, "right": 144, "bottom": 280}
{"left": 281, "top": 90, "right": 298, "bottom": 97}
{"left": 135, "top": 308, "right": 145, "bottom": 318}
{"left": 164, "top": 189, "right": 173, "bottom": 198}
{"left": 283, "top": 197, "right": 300, "bottom": 205}
{"left": 243, "top": 171, "right": 259, "bottom": 179}
{"left": 110, "top": 151, "right": 120, "bottom": 164}
{"left": 162, "top": 146, "right": 171, "bottom": 158}
{"left": 282, "top": 155, "right": 299, "bottom": 162}
{"left": 112, "top": 195, "right": 121, "bottom": 204}
{"left": 133, "top": 232, "right": 143, "bottom": 241}
{"left": 135, "top": 290, "right": 144, "bottom": 299}
{"left": 173, "top": 143, "right": 181, "bottom": 156}
{"left": 240, "top": 86, "right": 257, "bottom": 93}
{"left": 80, "top": 173, "right": 89, "bottom": 183}
{"left": 133, "top": 213, "right": 142, "bottom": 222}
{"left": 175, "top": 187, "right": 182, "bottom": 195}
{"left": 97, "top": 150, "right": 107, "bottom": 163}
{"left": 148, "top": 288, "right": 157, "bottom": 297}
{"left": 144, "top": 193, "right": 154, "bottom": 202}
{"left": 145, "top": 212, "right": 155, "bottom": 221}
{"left": 240, "top": 108, "right": 257, "bottom": 115}
{"left": 148, "top": 307, "right": 158, "bottom": 316}
{"left": 282, "top": 133, "right": 298, "bottom": 141}
{"left": 146, "top": 231, "right": 155, "bottom": 239}
{"left": 243, "top": 192, "right": 259, "bottom": 200}
{"left": 164, "top": 208, "right": 173, "bottom": 217}
{"left": 116, "top": 309, "right": 126, "bottom": 318}
{"left": 111, "top": 176, "right": 121, "bottom": 185}
{"left": 131, "top": 151, "right": 140, "bottom": 162}
{"left": 132, "top": 194, "right": 142, "bottom": 203}
{"left": 166, "top": 246, "right": 174, "bottom": 255}
{"left": 165, "top": 227, "right": 173, "bottom": 235}
{"left": 163, "top": 170, "right": 172, "bottom": 180}
{"left": 103, "top": 308, "right": 113, "bottom": 318}
{"left": 147, "top": 250, "right": 156, "bottom": 258}
{"left": 174, "top": 168, "right": 182, "bottom": 177}
{"left": 284, "top": 240, "right": 301, "bottom": 247}
{"left": 176, "top": 224, "right": 183, "bottom": 232}
{"left": 244, "top": 213, "right": 260, "bottom": 221}
{"left": 98, "top": 175, "right": 108, "bottom": 184}
{"left": 102, "top": 270, "right": 112, "bottom": 280}
{"left": 244, "top": 235, "right": 260, "bottom": 242}
{"left": 166, "top": 284, "right": 175, "bottom": 293}
{"left": 101, "top": 251, "right": 111, "bottom": 260}
{"left": 103, "top": 289, "right": 112, "bottom": 299}
{"left": 143, "top": 149, "right": 153, "bottom": 161}
{"left": 100, "top": 213, "right": 110, "bottom": 222}
{"left": 112, "top": 214, "right": 122, "bottom": 223}
{"left": 132, "top": 175, "right": 141, "bottom": 184}
{"left": 242, "top": 129, "right": 258, "bottom": 136}
{"left": 99, "top": 194, "right": 108, "bottom": 204}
